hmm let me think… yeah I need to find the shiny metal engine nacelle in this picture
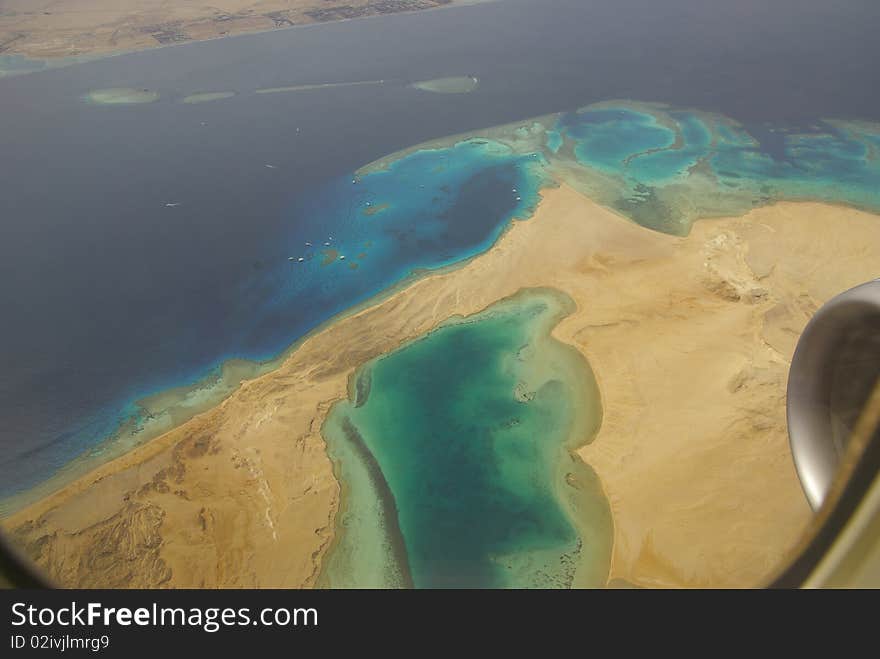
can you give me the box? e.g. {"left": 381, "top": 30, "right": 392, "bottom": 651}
{"left": 787, "top": 280, "right": 880, "bottom": 510}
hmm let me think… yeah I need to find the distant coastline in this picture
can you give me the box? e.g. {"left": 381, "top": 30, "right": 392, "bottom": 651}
{"left": 0, "top": 0, "right": 499, "bottom": 76}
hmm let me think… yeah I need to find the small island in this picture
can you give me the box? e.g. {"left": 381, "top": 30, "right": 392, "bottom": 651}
{"left": 181, "top": 91, "right": 237, "bottom": 104}
{"left": 410, "top": 76, "right": 480, "bottom": 94}
{"left": 83, "top": 88, "right": 160, "bottom": 104}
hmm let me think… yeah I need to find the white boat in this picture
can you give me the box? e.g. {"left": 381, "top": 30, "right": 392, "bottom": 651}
{"left": 340, "top": 255, "right": 346, "bottom": 260}
{"left": 298, "top": 257, "right": 305, "bottom": 262}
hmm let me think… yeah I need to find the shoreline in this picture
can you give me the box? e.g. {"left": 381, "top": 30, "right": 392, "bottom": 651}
{"left": 0, "top": 1, "right": 499, "bottom": 74}
{"left": 0, "top": 175, "right": 545, "bottom": 519}
{"left": 7, "top": 185, "right": 878, "bottom": 587}
{"left": 0, "top": 123, "right": 549, "bottom": 513}
{"left": 320, "top": 414, "right": 414, "bottom": 588}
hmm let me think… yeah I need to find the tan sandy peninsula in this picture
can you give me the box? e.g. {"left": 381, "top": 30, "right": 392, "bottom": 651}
{"left": 0, "top": 0, "right": 484, "bottom": 60}
{"left": 6, "top": 184, "right": 880, "bottom": 588}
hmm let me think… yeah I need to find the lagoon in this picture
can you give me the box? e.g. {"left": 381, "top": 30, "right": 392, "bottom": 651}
{"left": 321, "top": 289, "right": 610, "bottom": 588}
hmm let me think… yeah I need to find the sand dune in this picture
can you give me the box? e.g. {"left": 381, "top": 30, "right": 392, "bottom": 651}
{"left": 7, "top": 185, "right": 880, "bottom": 587}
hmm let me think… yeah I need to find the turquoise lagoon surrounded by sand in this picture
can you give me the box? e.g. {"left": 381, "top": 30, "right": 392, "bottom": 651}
{"left": 320, "top": 289, "right": 610, "bottom": 588}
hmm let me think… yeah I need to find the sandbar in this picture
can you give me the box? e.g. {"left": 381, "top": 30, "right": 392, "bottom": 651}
{"left": 255, "top": 80, "right": 385, "bottom": 95}
{"left": 83, "top": 87, "right": 159, "bottom": 104}
{"left": 410, "top": 76, "right": 479, "bottom": 94}
{"left": 181, "top": 91, "right": 236, "bottom": 104}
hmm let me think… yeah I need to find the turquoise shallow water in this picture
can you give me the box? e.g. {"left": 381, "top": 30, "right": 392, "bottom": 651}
{"left": 551, "top": 102, "right": 880, "bottom": 234}
{"left": 321, "top": 289, "right": 610, "bottom": 589}
{"left": 0, "top": 135, "right": 547, "bottom": 505}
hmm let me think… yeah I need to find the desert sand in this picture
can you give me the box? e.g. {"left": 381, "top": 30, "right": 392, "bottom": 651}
{"left": 0, "top": 1, "right": 477, "bottom": 59}
{"left": 6, "top": 184, "right": 880, "bottom": 588}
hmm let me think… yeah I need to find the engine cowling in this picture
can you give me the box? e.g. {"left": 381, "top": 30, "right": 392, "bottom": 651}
{"left": 787, "top": 280, "right": 880, "bottom": 510}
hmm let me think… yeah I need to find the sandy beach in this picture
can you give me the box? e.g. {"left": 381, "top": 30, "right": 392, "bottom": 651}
{"left": 7, "top": 184, "right": 880, "bottom": 587}
{"left": 0, "top": 1, "right": 482, "bottom": 59}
